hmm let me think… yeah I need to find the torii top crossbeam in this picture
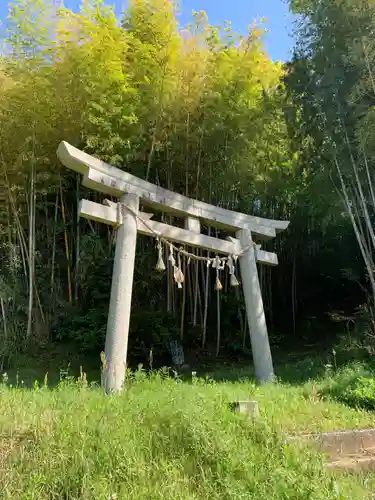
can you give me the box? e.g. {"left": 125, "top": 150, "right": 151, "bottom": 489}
{"left": 57, "top": 141, "right": 289, "bottom": 240}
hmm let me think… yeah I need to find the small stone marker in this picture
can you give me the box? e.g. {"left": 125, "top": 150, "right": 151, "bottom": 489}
{"left": 232, "top": 400, "right": 260, "bottom": 418}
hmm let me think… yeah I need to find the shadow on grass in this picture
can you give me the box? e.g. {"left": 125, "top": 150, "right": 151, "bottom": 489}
{"left": 1, "top": 342, "right": 102, "bottom": 389}
{"left": 3, "top": 364, "right": 101, "bottom": 389}
{"left": 181, "top": 355, "right": 329, "bottom": 386}
{"left": 3, "top": 338, "right": 375, "bottom": 410}
{"left": 2, "top": 357, "right": 360, "bottom": 391}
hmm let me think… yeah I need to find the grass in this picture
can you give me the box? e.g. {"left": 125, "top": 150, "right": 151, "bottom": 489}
{"left": 1, "top": 357, "right": 375, "bottom": 499}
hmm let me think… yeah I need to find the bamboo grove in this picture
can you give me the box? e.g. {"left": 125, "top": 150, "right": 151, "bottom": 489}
{"left": 0, "top": 0, "right": 372, "bottom": 368}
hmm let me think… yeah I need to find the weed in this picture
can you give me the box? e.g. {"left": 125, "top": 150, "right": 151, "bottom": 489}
{"left": 0, "top": 364, "right": 375, "bottom": 498}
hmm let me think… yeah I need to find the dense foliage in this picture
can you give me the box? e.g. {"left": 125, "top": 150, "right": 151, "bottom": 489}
{"left": 287, "top": 0, "right": 375, "bottom": 331}
{"left": 0, "top": 0, "right": 372, "bottom": 368}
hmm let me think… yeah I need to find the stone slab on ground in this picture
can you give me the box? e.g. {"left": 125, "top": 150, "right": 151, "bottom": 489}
{"left": 326, "top": 449, "right": 375, "bottom": 472}
{"left": 287, "top": 428, "right": 375, "bottom": 473}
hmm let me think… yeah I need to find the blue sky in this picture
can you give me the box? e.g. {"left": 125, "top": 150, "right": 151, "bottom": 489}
{"left": 0, "top": 0, "right": 295, "bottom": 61}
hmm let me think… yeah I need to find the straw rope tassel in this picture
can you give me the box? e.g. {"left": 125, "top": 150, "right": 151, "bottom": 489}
{"left": 213, "top": 255, "right": 223, "bottom": 291}
{"left": 168, "top": 243, "right": 176, "bottom": 267}
{"left": 173, "top": 251, "right": 185, "bottom": 288}
{"left": 227, "top": 255, "right": 240, "bottom": 287}
{"left": 155, "top": 237, "right": 166, "bottom": 272}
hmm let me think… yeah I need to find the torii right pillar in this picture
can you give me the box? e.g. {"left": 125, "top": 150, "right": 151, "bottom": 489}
{"left": 237, "top": 228, "right": 274, "bottom": 383}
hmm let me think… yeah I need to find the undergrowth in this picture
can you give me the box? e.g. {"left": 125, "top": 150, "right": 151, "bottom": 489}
{"left": 316, "top": 361, "right": 375, "bottom": 411}
{"left": 338, "top": 376, "right": 375, "bottom": 410}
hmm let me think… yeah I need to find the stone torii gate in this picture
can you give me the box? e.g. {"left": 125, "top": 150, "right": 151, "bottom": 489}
{"left": 57, "top": 141, "right": 289, "bottom": 392}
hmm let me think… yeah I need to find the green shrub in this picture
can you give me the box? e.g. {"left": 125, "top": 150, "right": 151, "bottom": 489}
{"left": 336, "top": 376, "right": 375, "bottom": 410}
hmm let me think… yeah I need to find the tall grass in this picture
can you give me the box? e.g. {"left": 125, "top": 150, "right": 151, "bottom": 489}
{"left": 0, "top": 367, "right": 375, "bottom": 499}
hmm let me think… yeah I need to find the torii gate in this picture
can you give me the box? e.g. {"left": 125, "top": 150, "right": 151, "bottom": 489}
{"left": 57, "top": 141, "right": 289, "bottom": 392}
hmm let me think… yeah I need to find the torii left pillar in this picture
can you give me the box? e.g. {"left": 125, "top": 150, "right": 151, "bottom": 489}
{"left": 102, "top": 193, "right": 139, "bottom": 393}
